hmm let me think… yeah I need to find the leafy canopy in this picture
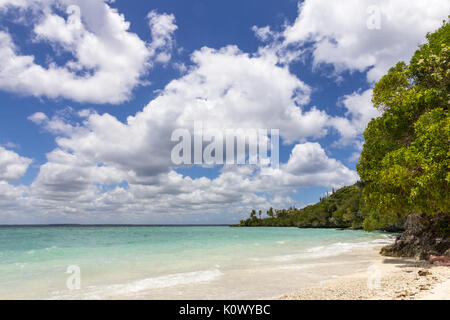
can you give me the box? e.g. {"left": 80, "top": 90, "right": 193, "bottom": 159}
{"left": 357, "top": 19, "right": 450, "bottom": 230}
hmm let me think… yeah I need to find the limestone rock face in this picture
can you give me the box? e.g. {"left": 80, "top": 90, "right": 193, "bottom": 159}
{"left": 380, "top": 213, "right": 450, "bottom": 260}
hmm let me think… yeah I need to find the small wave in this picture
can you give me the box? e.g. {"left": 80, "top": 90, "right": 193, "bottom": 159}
{"left": 370, "top": 238, "right": 394, "bottom": 245}
{"left": 50, "top": 269, "right": 223, "bottom": 299}
{"left": 273, "top": 238, "right": 394, "bottom": 262}
{"left": 107, "top": 269, "right": 223, "bottom": 295}
{"left": 305, "top": 241, "right": 378, "bottom": 258}
{"left": 277, "top": 264, "right": 309, "bottom": 270}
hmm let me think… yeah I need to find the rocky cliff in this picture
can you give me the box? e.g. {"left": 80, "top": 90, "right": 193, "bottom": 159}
{"left": 380, "top": 213, "right": 450, "bottom": 260}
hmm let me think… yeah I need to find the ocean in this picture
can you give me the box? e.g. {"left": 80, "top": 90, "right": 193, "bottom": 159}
{"left": 0, "top": 226, "right": 394, "bottom": 299}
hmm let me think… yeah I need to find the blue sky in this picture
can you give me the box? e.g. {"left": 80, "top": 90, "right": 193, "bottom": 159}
{"left": 0, "top": 0, "right": 448, "bottom": 224}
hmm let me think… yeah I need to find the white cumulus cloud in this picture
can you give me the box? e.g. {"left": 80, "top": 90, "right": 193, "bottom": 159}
{"left": 0, "top": 0, "right": 178, "bottom": 104}
{"left": 0, "top": 146, "right": 32, "bottom": 182}
{"left": 282, "top": 0, "right": 450, "bottom": 82}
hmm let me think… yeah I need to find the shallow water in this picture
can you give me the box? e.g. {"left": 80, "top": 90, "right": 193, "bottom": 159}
{"left": 0, "top": 226, "right": 394, "bottom": 299}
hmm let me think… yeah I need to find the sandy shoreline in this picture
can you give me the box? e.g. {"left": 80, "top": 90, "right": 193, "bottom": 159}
{"left": 279, "top": 246, "right": 450, "bottom": 300}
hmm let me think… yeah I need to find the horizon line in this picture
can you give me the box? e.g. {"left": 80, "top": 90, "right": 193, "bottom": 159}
{"left": 0, "top": 223, "right": 234, "bottom": 227}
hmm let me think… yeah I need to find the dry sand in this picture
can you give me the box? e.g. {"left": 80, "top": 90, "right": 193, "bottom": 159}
{"left": 280, "top": 247, "right": 450, "bottom": 300}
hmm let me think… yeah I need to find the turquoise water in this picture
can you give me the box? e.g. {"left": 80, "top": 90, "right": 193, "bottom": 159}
{"left": 0, "top": 226, "right": 393, "bottom": 299}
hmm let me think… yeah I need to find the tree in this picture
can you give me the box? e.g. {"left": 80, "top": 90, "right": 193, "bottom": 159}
{"left": 258, "top": 210, "right": 262, "bottom": 219}
{"left": 276, "top": 209, "right": 288, "bottom": 218}
{"left": 267, "top": 207, "right": 274, "bottom": 218}
{"left": 357, "top": 19, "right": 450, "bottom": 231}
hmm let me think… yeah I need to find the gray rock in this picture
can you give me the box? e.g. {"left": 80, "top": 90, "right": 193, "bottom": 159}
{"left": 444, "top": 248, "right": 450, "bottom": 257}
{"left": 380, "top": 213, "right": 450, "bottom": 260}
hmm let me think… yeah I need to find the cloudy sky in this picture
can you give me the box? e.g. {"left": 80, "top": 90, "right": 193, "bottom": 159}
{"left": 0, "top": 0, "right": 448, "bottom": 224}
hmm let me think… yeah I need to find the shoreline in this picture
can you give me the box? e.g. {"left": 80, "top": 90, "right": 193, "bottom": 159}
{"left": 1, "top": 226, "right": 447, "bottom": 300}
{"left": 279, "top": 247, "right": 450, "bottom": 300}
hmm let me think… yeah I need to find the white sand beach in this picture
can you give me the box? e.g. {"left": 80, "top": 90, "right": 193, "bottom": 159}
{"left": 280, "top": 247, "right": 450, "bottom": 300}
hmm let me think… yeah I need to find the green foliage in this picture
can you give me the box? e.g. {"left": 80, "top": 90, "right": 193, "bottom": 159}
{"left": 239, "top": 184, "right": 369, "bottom": 228}
{"left": 241, "top": 20, "right": 450, "bottom": 231}
{"left": 439, "top": 218, "right": 450, "bottom": 237}
{"left": 357, "top": 19, "right": 450, "bottom": 230}
{"left": 266, "top": 207, "right": 274, "bottom": 218}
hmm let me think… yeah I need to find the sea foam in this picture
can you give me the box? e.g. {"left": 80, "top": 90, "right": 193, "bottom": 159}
{"left": 107, "top": 269, "right": 223, "bottom": 294}
{"left": 273, "top": 238, "right": 394, "bottom": 262}
{"left": 51, "top": 269, "right": 223, "bottom": 299}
